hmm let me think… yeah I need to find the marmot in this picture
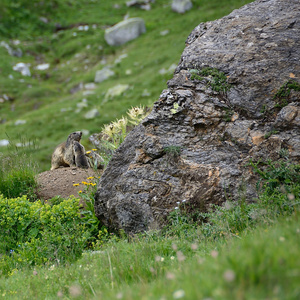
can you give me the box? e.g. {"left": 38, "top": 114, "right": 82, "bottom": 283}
{"left": 51, "top": 131, "right": 82, "bottom": 170}
{"left": 73, "top": 141, "right": 89, "bottom": 169}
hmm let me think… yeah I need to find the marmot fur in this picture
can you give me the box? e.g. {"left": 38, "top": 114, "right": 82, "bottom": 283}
{"left": 51, "top": 131, "right": 82, "bottom": 170}
{"left": 73, "top": 141, "right": 89, "bottom": 169}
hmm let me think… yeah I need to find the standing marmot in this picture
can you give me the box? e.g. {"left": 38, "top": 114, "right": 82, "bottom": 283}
{"left": 73, "top": 141, "right": 89, "bottom": 169}
{"left": 51, "top": 131, "right": 82, "bottom": 170}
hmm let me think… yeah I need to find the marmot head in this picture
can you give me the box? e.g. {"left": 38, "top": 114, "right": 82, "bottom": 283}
{"left": 67, "top": 131, "right": 82, "bottom": 143}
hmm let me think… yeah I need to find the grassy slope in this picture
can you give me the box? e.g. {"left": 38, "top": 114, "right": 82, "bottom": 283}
{"left": 0, "top": 213, "right": 299, "bottom": 299}
{"left": 0, "top": 0, "right": 253, "bottom": 172}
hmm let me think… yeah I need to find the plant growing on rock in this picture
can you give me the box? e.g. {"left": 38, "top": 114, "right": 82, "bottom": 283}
{"left": 273, "top": 79, "right": 300, "bottom": 108}
{"left": 189, "top": 67, "right": 231, "bottom": 93}
{"left": 94, "top": 106, "right": 150, "bottom": 163}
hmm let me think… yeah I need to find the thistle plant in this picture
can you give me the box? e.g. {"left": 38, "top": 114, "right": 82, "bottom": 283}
{"left": 94, "top": 106, "right": 150, "bottom": 163}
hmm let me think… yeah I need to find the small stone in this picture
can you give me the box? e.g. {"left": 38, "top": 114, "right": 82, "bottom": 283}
{"left": 15, "top": 120, "right": 27, "bottom": 125}
{"left": 84, "top": 108, "right": 99, "bottom": 119}
{"left": 95, "top": 68, "right": 115, "bottom": 83}
{"left": 0, "top": 139, "right": 9, "bottom": 147}
{"left": 171, "top": 0, "right": 193, "bottom": 14}
{"left": 104, "top": 84, "right": 129, "bottom": 101}
{"left": 36, "top": 63, "right": 50, "bottom": 70}
{"left": 160, "top": 29, "right": 169, "bottom": 36}
{"left": 13, "top": 63, "right": 31, "bottom": 76}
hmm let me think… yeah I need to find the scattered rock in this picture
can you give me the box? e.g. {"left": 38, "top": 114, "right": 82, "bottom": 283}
{"left": 84, "top": 108, "right": 100, "bottom": 119}
{"left": 39, "top": 17, "right": 49, "bottom": 24}
{"left": 14, "top": 120, "right": 27, "bottom": 126}
{"left": 171, "top": 0, "right": 193, "bottom": 14}
{"left": 104, "top": 18, "right": 146, "bottom": 46}
{"left": 70, "top": 83, "right": 83, "bottom": 94}
{"left": 126, "top": 0, "right": 154, "bottom": 10}
{"left": 84, "top": 83, "right": 96, "bottom": 90}
{"left": 0, "top": 41, "right": 23, "bottom": 57}
{"left": 104, "top": 84, "right": 130, "bottom": 101}
{"left": 159, "top": 63, "right": 177, "bottom": 75}
{"left": 95, "top": 0, "right": 300, "bottom": 234}
{"left": 35, "top": 63, "right": 50, "bottom": 70}
{"left": 13, "top": 63, "right": 31, "bottom": 76}
{"left": 114, "top": 53, "right": 128, "bottom": 64}
{"left": 0, "top": 140, "right": 9, "bottom": 147}
{"left": 160, "top": 29, "right": 170, "bottom": 36}
{"left": 94, "top": 67, "right": 115, "bottom": 83}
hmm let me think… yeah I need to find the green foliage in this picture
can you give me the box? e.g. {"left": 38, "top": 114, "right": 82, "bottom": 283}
{"left": 264, "top": 129, "right": 279, "bottom": 139}
{"left": 0, "top": 194, "right": 100, "bottom": 276}
{"left": 189, "top": 67, "right": 231, "bottom": 92}
{"left": 163, "top": 145, "right": 182, "bottom": 156}
{"left": 94, "top": 106, "right": 149, "bottom": 164}
{"left": 223, "top": 108, "right": 234, "bottom": 122}
{"left": 0, "top": 0, "right": 84, "bottom": 39}
{"left": 170, "top": 102, "right": 180, "bottom": 114}
{"left": 273, "top": 79, "right": 300, "bottom": 108}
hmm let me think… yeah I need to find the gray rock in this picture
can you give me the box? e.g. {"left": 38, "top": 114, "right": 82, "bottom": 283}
{"left": 15, "top": 120, "right": 27, "bottom": 125}
{"left": 0, "top": 139, "right": 9, "bottom": 147}
{"left": 95, "top": 0, "right": 300, "bottom": 234}
{"left": 0, "top": 41, "right": 23, "bottom": 57}
{"left": 84, "top": 109, "right": 99, "bottom": 119}
{"left": 105, "top": 18, "right": 146, "bottom": 46}
{"left": 84, "top": 83, "right": 97, "bottom": 90}
{"left": 104, "top": 84, "right": 129, "bottom": 101}
{"left": 35, "top": 63, "right": 50, "bottom": 70}
{"left": 126, "top": 0, "right": 155, "bottom": 9}
{"left": 95, "top": 67, "right": 115, "bottom": 83}
{"left": 171, "top": 0, "right": 192, "bottom": 14}
{"left": 13, "top": 63, "right": 31, "bottom": 76}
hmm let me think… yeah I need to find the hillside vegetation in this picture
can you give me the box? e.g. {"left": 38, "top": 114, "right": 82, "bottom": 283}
{"left": 0, "top": 0, "right": 253, "bottom": 172}
{"left": 2, "top": 1, "right": 300, "bottom": 299}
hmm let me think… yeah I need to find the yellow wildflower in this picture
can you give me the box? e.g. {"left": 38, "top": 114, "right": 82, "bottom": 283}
{"left": 73, "top": 183, "right": 80, "bottom": 187}
{"left": 86, "top": 151, "right": 91, "bottom": 154}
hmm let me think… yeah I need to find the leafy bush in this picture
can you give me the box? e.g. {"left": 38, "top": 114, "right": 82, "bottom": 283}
{"left": 0, "top": 194, "right": 99, "bottom": 276}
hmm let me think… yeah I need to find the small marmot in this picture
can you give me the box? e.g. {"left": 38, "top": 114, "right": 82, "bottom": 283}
{"left": 51, "top": 131, "right": 82, "bottom": 170}
{"left": 73, "top": 141, "right": 89, "bottom": 169}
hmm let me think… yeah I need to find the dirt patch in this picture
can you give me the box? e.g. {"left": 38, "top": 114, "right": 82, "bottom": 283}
{"left": 36, "top": 167, "right": 102, "bottom": 201}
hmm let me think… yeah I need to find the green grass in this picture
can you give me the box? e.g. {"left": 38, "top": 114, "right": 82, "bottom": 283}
{"left": 0, "top": 150, "right": 299, "bottom": 298}
{"left": 0, "top": 213, "right": 299, "bottom": 299}
{"left": 0, "top": 0, "right": 254, "bottom": 172}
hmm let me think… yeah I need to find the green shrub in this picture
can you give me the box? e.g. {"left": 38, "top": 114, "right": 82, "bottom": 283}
{"left": 0, "top": 194, "right": 99, "bottom": 276}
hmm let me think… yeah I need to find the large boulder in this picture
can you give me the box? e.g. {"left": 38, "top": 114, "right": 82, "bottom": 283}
{"left": 104, "top": 18, "right": 146, "bottom": 46}
{"left": 95, "top": 0, "right": 300, "bottom": 233}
